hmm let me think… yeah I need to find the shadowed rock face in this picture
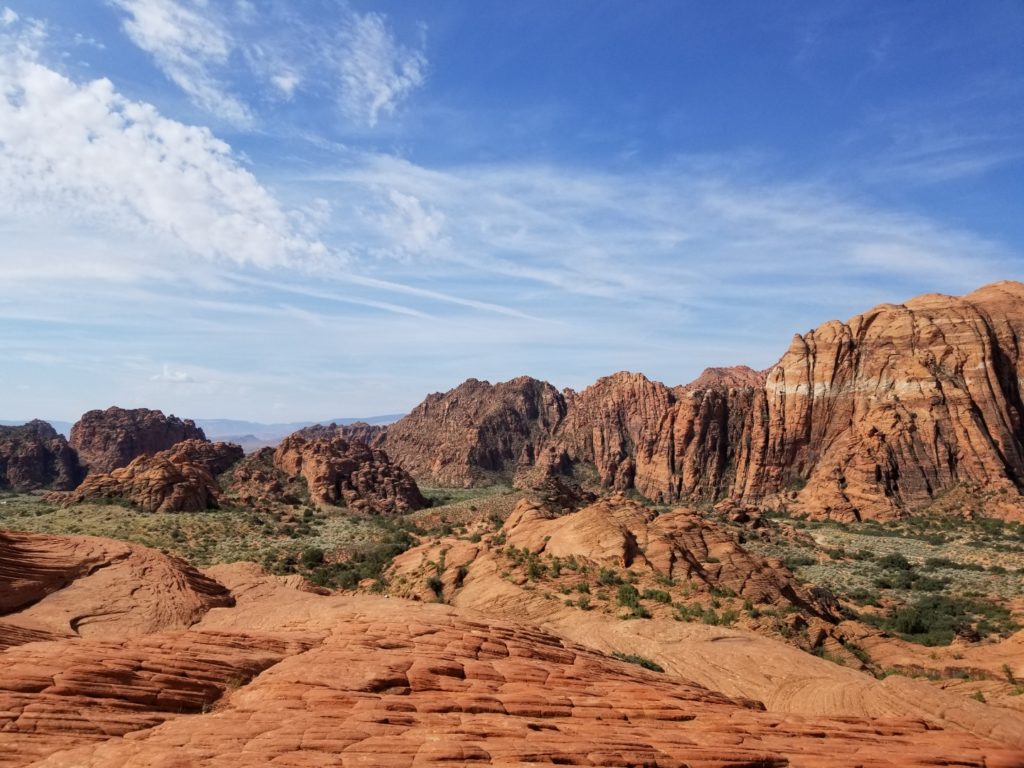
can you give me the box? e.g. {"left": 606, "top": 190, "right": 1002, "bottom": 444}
{"left": 49, "top": 440, "right": 243, "bottom": 513}
{"left": 0, "top": 421, "right": 80, "bottom": 491}
{"left": 0, "top": 531, "right": 1020, "bottom": 767}
{"left": 69, "top": 407, "right": 206, "bottom": 476}
{"left": 381, "top": 281, "right": 1024, "bottom": 520}
{"left": 271, "top": 434, "right": 427, "bottom": 514}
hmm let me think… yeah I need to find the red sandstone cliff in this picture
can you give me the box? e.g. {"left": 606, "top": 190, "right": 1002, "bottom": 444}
{"left": 69, "top": 407, "right": 207, "bottom": 476}
{"left": 381, "top": 281, "right": 1024, "bottom": 520}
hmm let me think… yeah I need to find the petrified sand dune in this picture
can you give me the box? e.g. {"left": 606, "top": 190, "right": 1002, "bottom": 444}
{"left": 2, "top": 530, "right": 1022, "bottom": 766}
{"left": 384, "top": 497, "right": 1024, "bottom": 751}
{"left": 0, "top": 530, "right": 232, "bottom": 649}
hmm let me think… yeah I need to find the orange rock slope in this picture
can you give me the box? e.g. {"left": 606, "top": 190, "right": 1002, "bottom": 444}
{"left": 383, "top": 496, "right": 1024, "bottom": 750}
{"left": 2, "top": 530, "right": 1023, "bottom": 766}
{"left": 378, "top": 281, "right": 1024, "bottom": 520}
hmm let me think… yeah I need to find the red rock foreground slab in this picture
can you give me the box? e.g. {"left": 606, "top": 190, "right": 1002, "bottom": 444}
{"left": 1, "top": 533, "right": 1022, "bottom": 767}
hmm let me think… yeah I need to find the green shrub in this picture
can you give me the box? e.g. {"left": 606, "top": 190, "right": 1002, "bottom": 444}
{"left": 612, "top": 652, "right": 664, "bottom": 673}
{"left": 641, "top": 588, "right": 672, "bottom": 604}
{"left": 628, "top": 604, "right": 652, "bottom": 619}
{"left": 783, "top": 553, "right": 816, "bottom": 568}
{"left": 617, "top": 583, "right": 641, "bottom": 608}
{"left": 300, "top": 546, "right": 325, "bottom": 568}
{"left": 877, "top": 553, "right": 912, "bottom": 570}
{"left": 598, "top": 567, "right": 623, "bottom": 586}
{"left": 426, "top": 576, "right": 444, "bottom": 598}
{"left": 923, "top": 557, "right": 982, "bottom": 571}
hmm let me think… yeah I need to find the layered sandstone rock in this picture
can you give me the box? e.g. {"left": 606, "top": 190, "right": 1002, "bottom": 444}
{"left": 0, "top": 421, "right": 80, "bottom": 491}
{"left": 380, "top": 376, "right": 568, "bottom": 486}
{"left": 1, "top": 534, "right": 1019, "bottom": 767}
{"left": 271, "top": 434, "right": 426, "bottom": 514}
{"left": 0, "top": 530, "right": 233, "bottom": 650}
{"left": 49, "top": 440, "right": 242, "bottom": 513}
{"left": 734, "top": 281, "right": 1024, "bottom": 520}
{"left": 69, "top": 406, "right": 206, "bottom": 476}
{"left": 383, "top": 281, "right": 1024, "bottom": 520}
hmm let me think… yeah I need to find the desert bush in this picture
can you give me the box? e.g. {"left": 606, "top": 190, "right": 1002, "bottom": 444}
{"left": 642, "top": 588, "right": 672, "bottom": 604}
{"left": 617, "top": 583, "right": 641, "bottom": 608}
{"left": 598, "top": 567, "right": 623, "bottom": 586}
{"left": 612, "top": 652, "right": 664, "bottom": 672}
{"left": 877, "top": 553, "right": 912, "bottom": 570}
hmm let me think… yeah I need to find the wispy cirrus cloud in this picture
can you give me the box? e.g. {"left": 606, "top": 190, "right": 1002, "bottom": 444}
{"left": 106, "top": 0, "right": 427, "bottom": 129}
{"left": 314, "top": 153, "right": 1015, "bottom": 314}
{"left": 108, "top": 0, "right": 252, "bottom": 125}
{"left": 336, "top": 11, "right": 426, "bottom": 127}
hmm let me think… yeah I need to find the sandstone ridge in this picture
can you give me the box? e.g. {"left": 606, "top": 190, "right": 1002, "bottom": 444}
{"left": 380, "top": 281, "right": 1024, "bottom": 520}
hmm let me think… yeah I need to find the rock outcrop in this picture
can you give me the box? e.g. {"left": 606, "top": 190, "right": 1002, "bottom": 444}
{"left": 269, "top": 434, "right": 426, "bottom": 514}
{"left": 69, "top": 407, "right": 206, "bottom": 476}
{"left": 0, "top": 421, "right": 80, "bottom": 491}
{"left": 388, "top": 495, "right": 837, "bottom": 623}
{"left": 380, "top": 376, "right": 568, "bottom": 487}
{"left": 382, "top": 281, "right": 1024, "bottom": 520}
{"left": 292, "top": 420, "right": 386, "bottom": 445}
{"left": 49, "top": 440, "right": 242, "bottom": 513}
{"left": 1, "top": 532, "right": 1020, "bottom": 767}
{"left": 222, "top": 447, "right": 308, "bottom": 508}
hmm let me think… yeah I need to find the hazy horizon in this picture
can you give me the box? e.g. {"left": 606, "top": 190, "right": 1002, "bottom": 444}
{"left": 2, "top": 2, "right": 1022, "bottom": 421}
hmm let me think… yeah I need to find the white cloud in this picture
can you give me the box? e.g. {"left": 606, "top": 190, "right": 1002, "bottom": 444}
{"left": 363, "top": 188, "right": 446, "bottom": 257}
{"left": 336, "top": 11, "right": 426, "bottom": 127}
{"left": 0, "top": 21, "right": 329, "bottom": 272}
{"left": 109, "top": 0, "right": 252, "bottom": 125}
{"left": 151, "top": 364, "right": 196, "bottom": 384}
{"left": 312, "top": 153, "right": 1016, "bottom": 312}
{"left": 271, "top": 71, "right": 300, "bottom": 98}
{"left": 106, "top": 1, "right": 427, "bottom": 129}
{"left": 1, "top": 7, "right": 17, "bottom": 26}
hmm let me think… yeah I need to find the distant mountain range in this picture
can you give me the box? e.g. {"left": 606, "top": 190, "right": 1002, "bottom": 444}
{"left": 0, "top": 414, "right": 404, "bottom": 452}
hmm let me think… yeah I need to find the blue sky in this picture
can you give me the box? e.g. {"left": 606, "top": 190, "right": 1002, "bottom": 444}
{"left": 1, "top": 1, "right": 1022, "bottom": 421}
